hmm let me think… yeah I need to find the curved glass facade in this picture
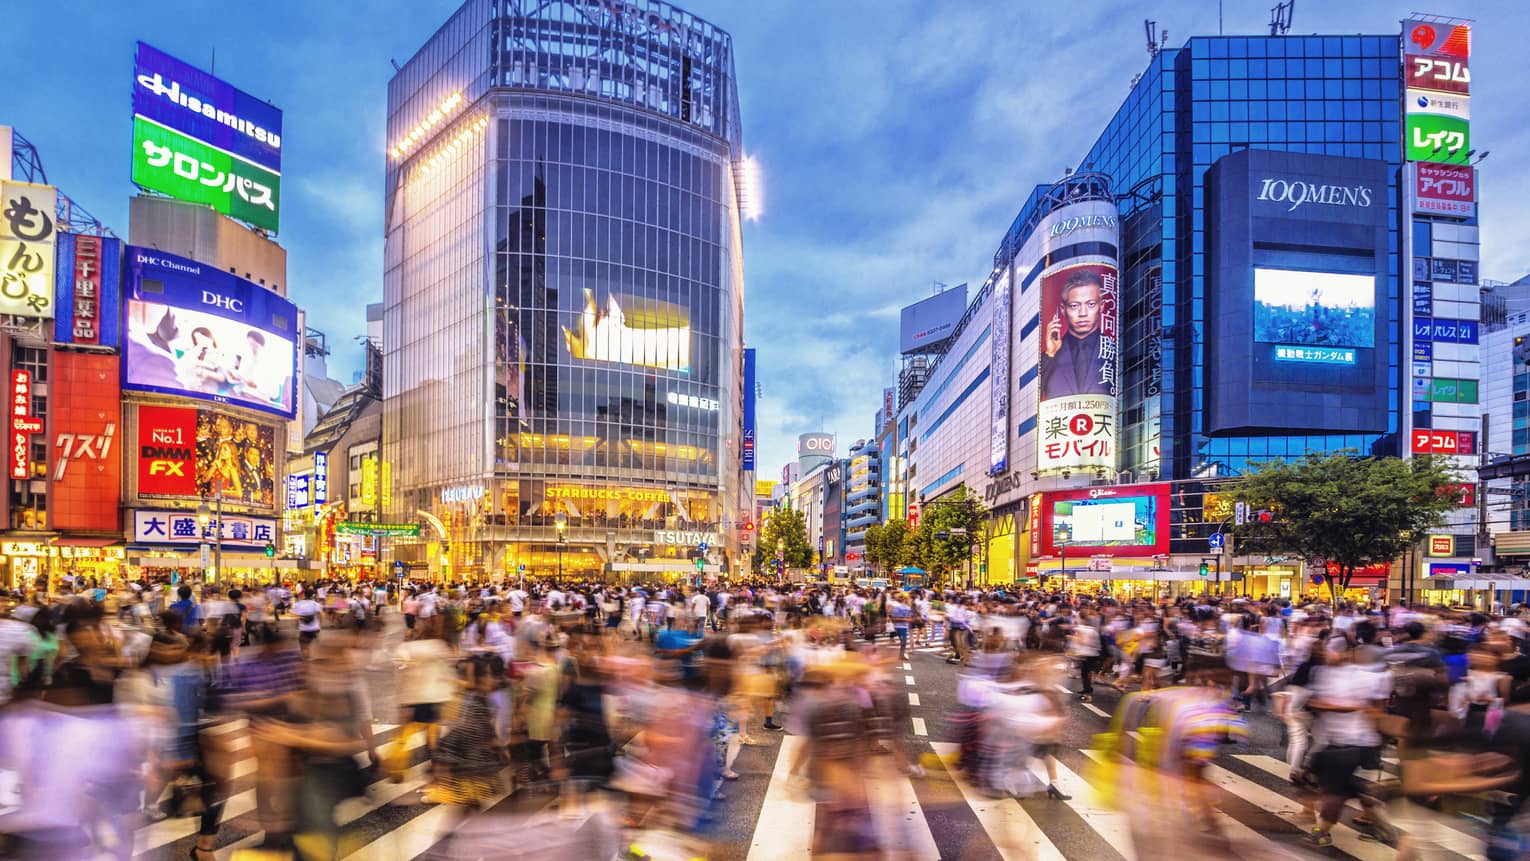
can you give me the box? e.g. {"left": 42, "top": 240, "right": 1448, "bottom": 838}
{"left": 383, "top": 0, "right": 746, "bottom": 579}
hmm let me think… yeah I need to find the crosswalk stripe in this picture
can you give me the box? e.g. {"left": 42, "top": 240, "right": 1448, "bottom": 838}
{"left": 912, "top": 717, "right": 928, "bottom": 736}
{"left": 1233, "top": 754, "right": 1486, "bottom": 858}
{"left": 865, "top": 761, "right": 941, "bottom": 859}
{"left": 1082, "top": 702, "right": 1109, "bottom": 718}
{"left": 134, "top": 724, "right": 423, "bottom": 856}
{"left": 905, "top": 675, "right": 916, "bottom": 686}
{"left": 344, "top": 769, "right": 514, "bottom": 861}
{"left": 931, "top": 741, "right": 1067, "bottom": 861}
{"left": 747, "top": 735, "right": 815, "bottom": 861}
{"left": 1025, "top": 756, "right": 1137, "bottom": 861}
{"left": 908, "top": 692, "right": 921, "bottom": 706}
{"left": 1199, "top": 761, "right": 1395, "bottom": 861}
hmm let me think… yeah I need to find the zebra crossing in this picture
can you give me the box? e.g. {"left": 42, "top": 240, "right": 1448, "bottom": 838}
{"left": 126, "top": 718, "right": 1494, "bottom": 861}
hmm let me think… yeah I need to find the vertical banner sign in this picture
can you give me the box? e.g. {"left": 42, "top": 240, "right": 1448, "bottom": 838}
{"left": 742, "top": 348, "right": 757, "bottom": 471}
{"left": 132, "top": 42, "right": 283, "bottom": 232}
{"left": 0, "top": 180, "right": 58, "bottom": 318}
{"left": 1037, "top": 261, "right": 1120, "bottom": 474}
{"left": 313, "top": 451, "right": 329, "bottom": 505}
{"left": 360, "top": 454, "right": 378, "bottom": 506}
{"left": 48, "top": 352, "right": 122, "bottom": 532}
{"left": 54, "top": 234, "right": 122, "bottom": 347}
{"left": 10, "top": 370, "right": 40, "bottom": 479}
{"left": 989, "top": 268, "right": 1012, "bottom": 474}
{"left": 1404, "top": 19, "right": 1471, "bottom": 165}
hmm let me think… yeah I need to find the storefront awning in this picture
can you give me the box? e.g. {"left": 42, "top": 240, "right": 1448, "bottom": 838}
{"left": 57, "top": 538, "right": 121, "bottom": 548}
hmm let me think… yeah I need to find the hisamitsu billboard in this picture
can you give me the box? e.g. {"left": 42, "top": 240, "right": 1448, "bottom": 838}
{"left": 133, "top": 42, "right": 282, "bottom": 173}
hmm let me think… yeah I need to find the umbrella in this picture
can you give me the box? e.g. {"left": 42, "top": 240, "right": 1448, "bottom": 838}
{"left": 896, "top": 567, "right": 927, "bottom": 575}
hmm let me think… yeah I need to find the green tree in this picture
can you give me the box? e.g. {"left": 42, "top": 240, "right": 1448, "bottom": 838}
{"left": 865, "top": 519, "right": 910, "bottom": 575}
{"left": 1231, "top": 451, "right": 1461, "bottom": 603}
{"left": 908, "top": 484, "right": 986, "bottom": 584}
{"left": 755, "top": 507, "right": 814, "bottom": 576}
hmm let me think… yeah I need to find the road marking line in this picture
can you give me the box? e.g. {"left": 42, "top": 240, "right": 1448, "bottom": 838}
{"left": 1083, "top": 702, "right": 1109, "bottom": 718}
{"left": 1025, "top": 756, "right": 1137, "bottom": 861}
{"left": 912, "top": 717, "right": 928, "bottom": 736}
{"left": 864, "top": 760, "right": 941, "bottom": 858}
{"left": 1200, "top": 761, "right": 1396, "bottom": 861}
{"left": 905, "top": 675, "right": 917, "bottom": 686}
{"left": 908, "top": 692, "right": 921, "bottom": 706}
{"left": 747, "top": 735, "right": 815, "bottom": 861}
{"left": 902, "top": 662, "right": 912, "bottom": 670}
{"left": 931, "top": 742, "right": 1065, "bottom": 860}
{"left": 343, "top": 769, "right": 515, "bottom": 861}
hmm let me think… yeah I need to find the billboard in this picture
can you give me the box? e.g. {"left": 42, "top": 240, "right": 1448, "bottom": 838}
{"left": 1403, "top": 21, "right": 1471, "bottom": 167}
{"left": 286, "top": 474, "right": 311, "bottom": 509}
{"left": 798, "top": 433, "right": 834, "bottom": 457}
{"left": 132, "top": 42, "right": 283, "bottom": 232}
{"left": 1411, "top": 428, "right": 1475, "bottom": 455}
{"left": 1253, "top": 268, "right": 1375, "bottom": 359}
{"left": 9, "top": 370, "right": 40, "bottom": 480}
{"left": 1412, "top": 162, "right": 1475, "bottom": 218}
{"left": 123, "top": 246, "right": 298, "bottom": 418}
{"left": 49, "top": 353, "right": 123, "bottom": 532}
{"left": 132, "top": 508, "right": 275, "bottom": 549}
{"left": 136, "top": 404, "right": 278, "bottom": 508}
{"left": 1406, "top": 19, "right": 1471, "bottom": 58}
{"left": 0, "top": 180, "right": 57, "bottom": 319}
{"left": 742, "top": 347, "right": 757, "bottom": 471}
{"left": 1039, "top": 483, "right": 1170, "bottom": 558}
{"left": 562, "top": 289, "right": 690, "bottom": 372}
{"left": 989, "top": 269, "right": 1012, "bottom": 474}
{"left": 54, "top": 233, "right": 123, "bottom": 347}
{"left": 314, "top": 451, "right": 329, "bottom": 504}
{"left": 1036, "top": 261, "right": 1119, "bottom": 474}
{"left": 899, "top": 285, "right": 968, "bottom": 354}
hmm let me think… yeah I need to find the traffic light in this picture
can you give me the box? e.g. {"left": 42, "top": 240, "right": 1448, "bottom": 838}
{"left": 1198, "top": 561, "right": 1210, "bottom": 578}
{"left": 264, "top": 543, "right": 276, "bottom": 558}
{"left": 1254, "top": 509, "right": 1274, "bottom": 523}
{"left": 695, "top": 558, "right": 705, "bottom": 571}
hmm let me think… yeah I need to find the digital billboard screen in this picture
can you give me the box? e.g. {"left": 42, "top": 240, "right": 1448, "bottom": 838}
{"left": 899, "top": 285, "right": 968, "bottom": 354}
{"left": 123, "top": 247, "right": 298, "bottom": 418}
{"left": 1036, "top": 255, "right": 1120, "bottom": 475}
{"left": 1040, "top": 483, "right": 1170, "bottom": 558}
{"left": 1254, "top": 268, "right": 1375, "bottom": 352}
{"left": 562, "top": 289, "right": 690, "bottom": 373}
{"left": 136, "top": 404, "right": 277, "bottom": 509}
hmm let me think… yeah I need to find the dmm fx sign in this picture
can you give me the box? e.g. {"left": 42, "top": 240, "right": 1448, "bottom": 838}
{"left": 654, "top": 530, "right": 718, "bottom": 546}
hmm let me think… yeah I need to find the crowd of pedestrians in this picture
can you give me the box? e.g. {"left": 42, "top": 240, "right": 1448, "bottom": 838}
{"left": 3, "top": 574, "right": 1530, "bottom": 859}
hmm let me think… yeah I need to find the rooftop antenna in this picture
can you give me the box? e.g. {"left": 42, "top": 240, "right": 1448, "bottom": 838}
{"left": 390, "top": 58, "right": 402, "bottom": 72}
{"left": 933, "top": 280, "right": 947, "bottom": 295}
{"left": 1269, "top": 1, "right": 1295, "bottom": 36}
{"left": 1144, "top": 20, "right": 1160, "bottom": 57}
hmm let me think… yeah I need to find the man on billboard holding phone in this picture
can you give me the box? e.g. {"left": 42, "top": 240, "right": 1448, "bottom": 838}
{"left": 1040, "top": 268, "right": 1112, "bottom": 398}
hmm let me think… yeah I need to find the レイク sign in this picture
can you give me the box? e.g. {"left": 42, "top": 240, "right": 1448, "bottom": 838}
{"left": 9, "top": 370, "right": 39, "bottom": 480}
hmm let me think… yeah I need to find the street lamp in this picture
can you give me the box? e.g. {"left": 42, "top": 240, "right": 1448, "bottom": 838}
{"left": 197, "top": 488, "right": 223, "bottom": 582}
{"left": 554, "top": 510, "right": 568, "bottom": 580}
{"left": 1055, "top": 522, "right": 1072, "bottom": 591}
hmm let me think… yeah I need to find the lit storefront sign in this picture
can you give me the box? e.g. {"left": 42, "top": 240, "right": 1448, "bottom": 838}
{"left": 9, "top": 370, "right": 40, "bottom": 480}
{"left": 654, "top": 529, "right": 718, "bottom": 546}
{"left": 286, "top": 474, "right": 311, "bottom": 509}
{"left": 989, "top": 267, "right": 1012, "bottom": 474}
{"left": 69, "top": 235, "right": 102, "bottom": 344}
{"left": 666, "top": 392, "right": 718, "bottom": 410}
{"left": 49, "top": 352, "right": 123, "bottom": 532}
{"left": 133, "top": 508, "right": 275, "bottom": 548}
{"left": 440, "top": 484, "right": 485, "bottom": 504}
{"left": 0, "top": 180, "right": 57, "bottom": 319}
{"left": 1428, "top": 535, "right": 1455, "bottom": 556}
{"left": 1412, "top": 162, "right": 1475, "bottom": 219}
{"left": 313, "top": 451, "right": 329, "bottom": 504}
{"left": 548, "top": 485, "right": 669, "bottom": 503}
{"left": 336, "top": 521, "right": 421, "bottom": 537}
{"left": 1410, "top": 429, "right": 1476, "bottom": 455}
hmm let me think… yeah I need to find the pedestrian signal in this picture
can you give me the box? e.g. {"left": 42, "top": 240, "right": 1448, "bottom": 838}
{"left": 264, "top": 543, "right": 276, "bottom": 558}
{"left": 1198, "top": 562, "right": 1210, "bottom": 577}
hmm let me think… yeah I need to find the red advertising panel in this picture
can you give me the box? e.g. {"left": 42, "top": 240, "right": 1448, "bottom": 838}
{"left": 1411, "top": 428, "right": 1476, "bottom": 455}
{"left": 136, "top": 405, "right": 197, "bottom": 497}
{"left": 1405, "top": 54, "right": 1470, "bottom": 95}
{"left": 9, "top": 370, "right": 40, "bottom": 480}
{"left": 49, "top": 353, "right": 122, "bottom": 531}
{"left": 1413, "top": 163, "right": 1475, "bottom": 218}
{"left": 1441, "top": 482, "right": 1476, "bottom": 508}
{"left": 1039, "top": 483, "right": 1171, "bottom": 558}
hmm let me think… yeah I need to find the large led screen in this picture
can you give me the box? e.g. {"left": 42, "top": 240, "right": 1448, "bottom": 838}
{"left": 1253, "top": 268, "right": 1375, "bottom": 348}
{"left": 1040, "top": 483, "right": 1170, "bottom": 558}
{"left": 562, "top": 289, "right": 690, "bottom": 373}
{"left": 123, "top": 247, "right": 298, "bottom": 418}
{"left": 136, "top": 405, "right": 278, "bottom": 509}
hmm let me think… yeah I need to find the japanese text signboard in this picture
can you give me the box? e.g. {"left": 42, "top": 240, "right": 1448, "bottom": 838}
{"left": 49, "top": 352, "right": 123, "bottom": 532}
{"left": 131, "top": 42, "right": 283, "bottom": 232}
{"left": 136, "top": 405, "right": 197, "bottom": 497}
{"left": 0, "top": 180, "right": 57, "bottom": 319}
{"left": 1412, "top": 162, "right": 1475, "bottom": 218}
{"left": 132, "top": 508, "right": 276, "bottom": 548}
{"left": 10, "top": 370, "right": 39, "bottom": 480}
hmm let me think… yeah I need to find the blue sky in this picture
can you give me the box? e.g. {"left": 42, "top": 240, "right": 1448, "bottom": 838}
{"left": 4, "top": 1, "right": 1526, "bottom": 477}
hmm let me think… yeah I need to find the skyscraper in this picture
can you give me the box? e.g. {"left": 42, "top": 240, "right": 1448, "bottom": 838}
{"left": 382, "top": 0, "right": 749, "bottom": 580}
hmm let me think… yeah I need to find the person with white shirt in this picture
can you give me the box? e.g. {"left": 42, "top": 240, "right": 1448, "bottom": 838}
{"left": 507, "top": 586, "right": 528, "bottom": 616}
{"left": 687, "top": 587, "right": 709, "bottom": 635}
{"left": 1305, "top": 637, "right": 1392, "bottom": 847}
{"left": 292, "top": 590, "right": 323, "bottom": 655}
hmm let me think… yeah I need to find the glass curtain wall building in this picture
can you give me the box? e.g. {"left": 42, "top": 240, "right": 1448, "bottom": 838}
{"left": 383, "top": 0, "right": 748, "bottom": 580}
{"left": 995, "top": 33, "right": 1404, "bottom": 483}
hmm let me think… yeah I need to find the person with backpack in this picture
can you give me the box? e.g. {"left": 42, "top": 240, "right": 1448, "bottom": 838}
{"left": 168, "top": 585, "right": 203, "bottom": 631}
{"left": 292, "top": 589, "right": 323, "bottom": 655}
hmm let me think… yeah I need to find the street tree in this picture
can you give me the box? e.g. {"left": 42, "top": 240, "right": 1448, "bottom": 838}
{"left": 755, "top": 506, "right": 814, "bottom": 576}
{"left": 865, "top": 519, "right": 910, "bottom": 575}
{"left": 1231, "top": 451, "right": 1462, "bottom": 604}
{"left": 908, "top": 484, "right": 986, "bottom": 584}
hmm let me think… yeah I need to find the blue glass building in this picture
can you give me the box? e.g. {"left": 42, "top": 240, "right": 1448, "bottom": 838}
{"left": 995, "top": 34, "right": 1404, "bottom": 483}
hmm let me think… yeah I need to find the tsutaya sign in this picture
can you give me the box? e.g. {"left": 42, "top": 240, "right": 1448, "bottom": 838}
{"left": 654, "top": 530, "right": 718, "bottom": 546}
